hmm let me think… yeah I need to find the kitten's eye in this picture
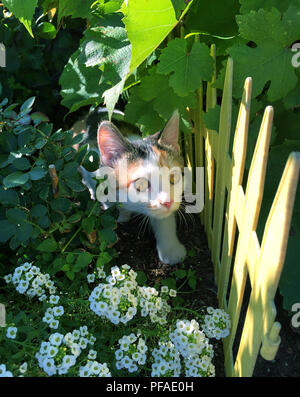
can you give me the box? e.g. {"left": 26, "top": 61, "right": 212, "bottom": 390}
{"left": 170, "top": 170, "right": 181, "bottom": 185}
{"left": 134, "top": 177, "right": 150, "bottom": 192}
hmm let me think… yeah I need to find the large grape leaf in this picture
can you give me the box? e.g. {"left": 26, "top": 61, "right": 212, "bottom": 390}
{"left": 57, "top": 0, "right": 94, "bottom": 23}
{"left": 122, "top": 0, "right": 178, "bottom": 74}
{"left": 59, "top": 48, "right": 104, "bottom": 113}
{"left": 125, "top": 66, "right": 195, "bottom": 134}
{"left": 59, "top": 14, "right": 131, "bottom": 117}
{"left": 239, "top": 0, "right": 298, "bottom": 14}
{"left": 2, "top": 0, "right": 37, "bottom": 37}
{"left": 215, "top": 7, "right": 300, "bottom": 101}
{"left": 157, "top": 38, "right": 214, "bottom": 97}
{"left": 77, "top": 14, "right": 132, "bottom": 118}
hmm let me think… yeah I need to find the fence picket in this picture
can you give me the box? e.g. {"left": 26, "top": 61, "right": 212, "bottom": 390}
{"left": 211, "top": 58, "right": 233, "bottom": 281}
{"left": 233, "top": 152, "right": 300, "bottom": 376}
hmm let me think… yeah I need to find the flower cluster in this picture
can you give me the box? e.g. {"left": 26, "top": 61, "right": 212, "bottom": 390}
{"left": 169, "top": 319, "right": 215, "bottom": 377}
{"left": 88, "top": 265, "right": 176, "bottom": 326}
{"left": 79, "top": 361, "right": 111, "bottom": 377}
{"left": 4, "top": 262, "right": 57, "bottom": 301}
{"left": 151, "top": 340, "right": 181, "bottom": 376}
{"left": 138, "top": 284, "right": 176, "bottom": 325}
{"left": 115, "top": 333, "right": 147, "bottom": 373}
{"left": 0, "top": 364, "right": 13, "bottom": 377}
{"left": 35, "top": 326, "right": 96, "bottom": 376}
{"left": 89, "top": 265, "right": 138, "bottom": 325}
{"left": 201, "top": 307, "right": 231, "bottom": 340}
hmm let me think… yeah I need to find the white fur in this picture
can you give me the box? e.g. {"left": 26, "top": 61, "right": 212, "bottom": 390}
{"left": 150, "top": 214, "right": 186, "bottom": 265}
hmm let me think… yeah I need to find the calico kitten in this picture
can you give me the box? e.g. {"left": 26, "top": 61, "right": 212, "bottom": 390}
{"left": 74, "top": 109, "right": 186, "bottom": 265}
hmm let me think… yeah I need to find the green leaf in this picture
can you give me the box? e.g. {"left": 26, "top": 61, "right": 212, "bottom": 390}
{"left": 100, "top": 214, "right": 116, "bottom": 229}
{"left": 216, "top": 7, "right": 300, "bottom": 101}
{"left": 239, "top": 0, "right": 294, "bottom": 15}
{"left": 2, "top": 0, "right": 37, "bottom": 37}
{"left": 74, "top": 252, "right": 93, "bottom": 270}
{"left": 82, "top": 216, "right": 95, "bottom": 233}
{"left": 66, "top": 271, "right": 75, "bottom": 280}
{"left": 37, "top": 238, "right": 58, "bottom": 252}
{"left": 3, "top": 172, "right": 29, "bottom": 188}
{"left": 173, "top": 269, "right": 186, "bottom": 279}
{"left": 215, "top": 44, "right": 298, "bottom": 102}
{"left": 65, "top": 178, "right": 86, "bottom": 192}
{"left": 188, "top": 277, "right": 197, "bottom": 290}
{"left": 122, "top": 0, "right": 178, "bottom": 74}
{"left": 36, "top": 22, "right": 57, "bottom": 40}
{"left": 236, "top": 7, "right": 300, "bottom": 47}
{"left": 0, "top": 220, "right": 16, "bottom": 243}
{"left": 50, "top": 198, "right": 72, "bottom": 213}
{"left": 20, "top": 96, "right": 35, "bottom": 112}
{"left": 77, "top": 14, "right": 131, "bottom": 118}
{"left": 157, "top": 38, "right": 214, "bottom": 96}
{"left": 59, "top": 49, "right": 104, "bottom": 113}
{"left": 28, "top": 167, "right": 46, "bottom": 181}
{"left": 98, "top": 228, "right": 117, "bottom": 245}
{"left": 6, "top": 208, "right": 27, "bottom": 223}
{"left": 12, "top": 157, "right": 31, "bottom": 171}
{"left": 57, "top": 0, "right": 94, "bottom": 23}
{"left": 15, "top": 222, "right": 33, "bottom": 243}
{"left": 30, "top": 204, "right": 47, "bottom": 218}
{"left": 0, "top": 187, "right": 19, "bottom": 206}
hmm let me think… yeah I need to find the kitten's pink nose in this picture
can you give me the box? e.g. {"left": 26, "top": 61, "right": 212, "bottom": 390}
{"left": 160, "top": 199, "right": 173, "bottom": 209}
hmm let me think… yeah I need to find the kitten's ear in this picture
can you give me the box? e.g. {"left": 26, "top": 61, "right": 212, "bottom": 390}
{"left": 158, "top": 110, "right": 180, "bottom": 152}
{"left": 97, "top": 121, "right": 131, "bottom": 167}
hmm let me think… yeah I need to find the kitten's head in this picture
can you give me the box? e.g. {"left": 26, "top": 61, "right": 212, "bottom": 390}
{"left": 97, "top": 111, "right": 184, "bottom": 219}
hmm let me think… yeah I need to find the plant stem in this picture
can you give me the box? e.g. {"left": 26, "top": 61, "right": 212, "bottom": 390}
{"left": 61, "top": 201, "right": 98, "bottom": 253}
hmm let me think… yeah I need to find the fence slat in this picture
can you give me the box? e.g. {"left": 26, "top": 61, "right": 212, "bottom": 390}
{"left": 227, "top": 77, "right": 252, "bottom": 256}
{"left": 224, "top": 106, "right": 274, "bottom": 372}
{"left": 233, "top": 152, "right": 300, "bottom": 376}
{"left": 211, "top": 58, "right": 233, "bottom": 280}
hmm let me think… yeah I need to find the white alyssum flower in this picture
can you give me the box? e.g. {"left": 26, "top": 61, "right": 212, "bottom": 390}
{"left": 167, "top": 318, "right": 215, "bottom": 377}
{"left": 201, "top": 307, "right": 231, "bottom": 340}
{"left": 87, "top": 274, "right": 95, "bottom": 283}
{"left": 0, "top": 364, "right": 13, "bottom": 377}
{"left": 6, "top": 326, "right": 17, "bottom": 339}
{"left": 4, "top": 262, "right": 57, "bottom": 301}
{"left": 19, "top": 362, "right": 28, "bottom": 374}
{"left": 79, "top": 361, "right": 111, "bottom": 377}
{"left": 151, "top": 340, "right": 181, "bottom": 377}
{"left": 89, "top": 265, "right": 139, "bottom": 325}
{"left": 115, "top": 333, "right": 147, "bottom": 374}
{"left": 36, "top": 327, "right": 95, "bottom": 376}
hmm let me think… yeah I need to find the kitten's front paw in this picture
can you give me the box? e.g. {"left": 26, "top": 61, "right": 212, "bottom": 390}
{"left": 157, "top": 243, "right": 186, "bottom": 265}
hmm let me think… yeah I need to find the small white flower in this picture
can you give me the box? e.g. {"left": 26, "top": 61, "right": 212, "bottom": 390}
{"left": 49, "top": 319, "right": 59, "bottom": 329}
{"left": 49, "top": 295, "right": 60, "bottom": 304}
{"left": 47, "top": 345, "right": 58, "bottom": 358}
{"left": 87, "top": 274, "right": 95, "bottom": 283}
{"left": 19, "top": 362, "right": 28, "bottom": 374}
{"left": 49, "top": 333, "right": 64, "bottom": 346}
{"left": 88, "top": 349, "right": 97, "bottom": 360}
{"left": 52, "top": 306, "right": 64, "bottom": 317}
{"left": 6, "top": 326, "right": 17, "bottom": 339}
{"left": 4, "top": 274, "right": 12, "bottom": 283}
